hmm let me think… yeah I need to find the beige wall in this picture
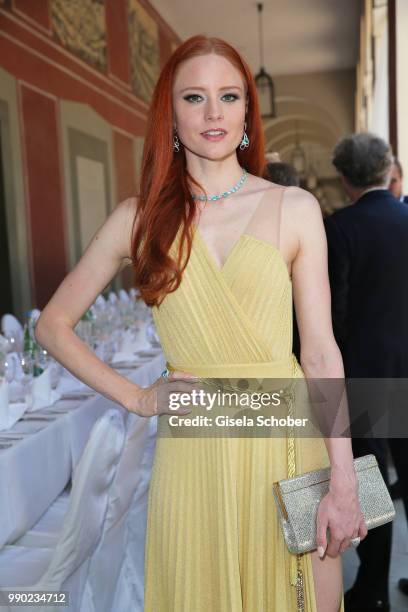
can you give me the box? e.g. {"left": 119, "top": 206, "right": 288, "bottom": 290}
{"left": 275, "top": 69, "right": 355, "bottom": 134}
{"left": 263, "top": 68, "right": 355, "bottom": 211}
{"left": 397, "top": 0, "right": 408, "bottom": 193}
{"left": 369, "top": 4, "right": 388, "bottom": 140}
{"left": 264, "top": 69, "right": 355, "bottom": 180}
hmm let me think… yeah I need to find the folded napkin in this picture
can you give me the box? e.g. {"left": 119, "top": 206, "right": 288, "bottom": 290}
{"left": 7, "top": 352, "right": 24, "bottom": 381}
{"left": 119, "top": 289, "right": 130, "bottom": 302}
{"left": 123, "top": 329, "right": 141, "bottom": 352}
{"left": 8, "top": 380, "right": 26, "bottom": 403}
{"left": 95, "top": 294, "right": 107, "bottom": 308}
{"left": 25, "top": 366, "right": 61, "bottom": 412}
{"left": 111, "top": 331, "right": 137, "bottom": 364}
{"left": 135, "top": 325, "right": 152, "bottom": 349}
{"left": 0, "top": 379, "right": 27, "bottom": 431}
{"left": 58, "top": 370, "right": 90, "bottom": 394}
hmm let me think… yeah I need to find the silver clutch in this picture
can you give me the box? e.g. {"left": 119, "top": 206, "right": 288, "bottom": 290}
{"left": 273, "top": 453, "right": 396, "bottom": 555}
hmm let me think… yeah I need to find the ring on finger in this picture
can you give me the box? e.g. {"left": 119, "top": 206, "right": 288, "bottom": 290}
{"left": 350, "top": 537, "right": 361, "bottom": 547}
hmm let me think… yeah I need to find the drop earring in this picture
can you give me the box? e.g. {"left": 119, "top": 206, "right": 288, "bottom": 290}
{"left": 239, "top": 122, "right": 250, "bottom": 150}
{"left": 173, "top": 130, "right": 180, "bottom": 153}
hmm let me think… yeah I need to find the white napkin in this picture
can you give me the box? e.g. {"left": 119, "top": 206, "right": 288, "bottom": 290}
{"left": 59, "top": 368, "right": 89, "bottom": 393}
{"left": 25, "top": 366, "right": 61, "bottom": 412}
{"left": 57, "top": 374, "right": 90, "bottom": 395}
{"left": 121, "top": 330, "right": 139, "bottom": 353}
{"left": 9, "top": 352, "right": 24, "bottom": 379}
{"left": 111, "top": 330, "right": 139, "bottom": 364}
{"left": 119, "top": 289, "right": 130, "bottom": 302}
{"left": 0, "top": 379, "right": 27, "bottom": 431}
{"left": 133, "top": 324, "right": 152, "bottom": 351}
{"left": 95, "top": 294, "right": 106, "bottom": 309}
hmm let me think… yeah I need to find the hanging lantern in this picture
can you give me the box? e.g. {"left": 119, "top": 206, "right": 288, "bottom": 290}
{"left": 254, "top": 3, "right": 277, "bottom": 119}
{"left": 255, "top": 68, "right": 276, "bottom": 119}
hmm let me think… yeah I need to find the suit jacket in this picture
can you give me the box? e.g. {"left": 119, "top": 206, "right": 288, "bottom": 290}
{"left": 403, "top": 195, "right": 408, "bottom": 204}
{"left": 325, "top": 189, "right": 408, "bottom": 377}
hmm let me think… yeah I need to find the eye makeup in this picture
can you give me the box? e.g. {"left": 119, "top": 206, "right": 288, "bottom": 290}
{"left": 182, "top": 92, "right": 240, "bottom": 103}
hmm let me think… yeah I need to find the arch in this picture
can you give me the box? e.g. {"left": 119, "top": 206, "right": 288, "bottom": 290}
{"left": 263, "top": 95, "right": 344, "bottom": 137}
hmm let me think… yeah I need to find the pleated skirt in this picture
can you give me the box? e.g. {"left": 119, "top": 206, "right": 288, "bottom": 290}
{"left": 143, "top": 426, "right": 344, "bottom": 612}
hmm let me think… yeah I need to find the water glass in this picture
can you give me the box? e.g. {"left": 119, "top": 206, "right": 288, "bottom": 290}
{"left": 0, "top": 354, "right": 16, "bottom": 383}
{"left": 19, "top": 352, "right": 34, "bottom": 385}
{"left": 145, "top": 320, "right": 161, "bottom": 348}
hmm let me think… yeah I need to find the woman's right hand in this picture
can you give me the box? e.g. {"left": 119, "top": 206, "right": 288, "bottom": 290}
{"left": 125, "top": 370, "right": 200, "bottom": 417}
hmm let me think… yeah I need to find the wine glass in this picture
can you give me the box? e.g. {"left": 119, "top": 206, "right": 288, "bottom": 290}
{"left": 1, "top": 354, "right": 16, "bottom": 384}
{"left": 19, "top": 352, "right": 34, "bottom": 385}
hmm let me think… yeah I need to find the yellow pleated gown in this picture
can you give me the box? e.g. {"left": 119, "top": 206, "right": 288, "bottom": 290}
{"left": 144, "top": 185, "right": 345, "bottom": 611}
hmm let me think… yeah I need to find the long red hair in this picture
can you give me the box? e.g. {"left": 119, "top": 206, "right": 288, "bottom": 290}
{"left": 131, "top": 35, "right": 265, "bottom": 307}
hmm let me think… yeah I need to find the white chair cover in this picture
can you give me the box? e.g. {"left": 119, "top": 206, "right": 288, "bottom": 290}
{"left": 79, "top": 412, "right": 151, "bottom": 612}
{"left": 111, "top": 417, "right": 157, "bottom": 612}
{"left": 1, "top": 314, "right": 23, "bottom": 347}
{"left": 14, "top": 490, "right": 70, "bottom": 549}
{"left": 10, "top": 411, "right": 152, "bottom": 612}
{"left": 0, "top": 408, "right": 126, "bottom": 611}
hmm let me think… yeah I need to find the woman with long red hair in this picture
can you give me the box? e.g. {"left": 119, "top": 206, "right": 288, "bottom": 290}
{"left": 37, "top": 35, "right": 366, "bottom": 611}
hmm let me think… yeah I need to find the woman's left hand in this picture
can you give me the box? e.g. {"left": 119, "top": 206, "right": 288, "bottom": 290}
{"left": 316, "top": 466, "right": 368, "bottom": 558}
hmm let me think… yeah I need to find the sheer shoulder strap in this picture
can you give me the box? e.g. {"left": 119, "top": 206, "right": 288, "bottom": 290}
{"left": 244, "top": 185, "right": 286, "bottom": 250}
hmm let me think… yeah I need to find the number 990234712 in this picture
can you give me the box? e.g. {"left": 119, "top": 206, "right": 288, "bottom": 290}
{"left": 0, "top": 590, "right": 69, "bottom": 606}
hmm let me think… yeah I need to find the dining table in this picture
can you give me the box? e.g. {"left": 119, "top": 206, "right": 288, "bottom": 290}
{"left": 0, "top": 350, "right": 166, "bottom": 550}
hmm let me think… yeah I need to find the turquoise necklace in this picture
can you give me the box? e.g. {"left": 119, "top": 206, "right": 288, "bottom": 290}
{"left": 191, "top": 168, "right": 247, "bottom": 202}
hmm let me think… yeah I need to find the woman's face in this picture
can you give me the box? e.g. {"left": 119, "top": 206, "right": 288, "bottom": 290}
{"left": 172, "top": 53, "right": 247, "bottom": 162}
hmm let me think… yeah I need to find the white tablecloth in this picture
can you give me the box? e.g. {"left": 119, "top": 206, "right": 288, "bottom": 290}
{"left": 0, "top": 352, "right": 165, "bottom": 550}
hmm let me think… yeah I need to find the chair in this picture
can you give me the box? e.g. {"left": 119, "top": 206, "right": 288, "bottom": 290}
{"left": 12, "top": 411, "right": 152, "bottom": 612}
{"left": 111, "top": 417, "right": 158, "bottom": 611}
{"left": 0, "top": 408, "right": 126, "bottom": 611}
{"left": 80, "top": 412, "right": 151, "bottom": 612}
{"left": 1, "top": 314, "right": 24, "bottom": 350}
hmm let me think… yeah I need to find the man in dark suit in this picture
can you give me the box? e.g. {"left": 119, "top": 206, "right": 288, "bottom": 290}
{"left": 325, "top": 133, "right": 408, "bottom": 612}
{"left": 389, "top": 158, "right": 408, "bottom": 204}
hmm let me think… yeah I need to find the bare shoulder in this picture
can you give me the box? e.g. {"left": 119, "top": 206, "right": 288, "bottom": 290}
{"left": 281, "top": 186, "right": 321, "bottom": 214}
{"left": 281, "top": 186, "right": 323, "bottom": 233}
{"left": 117, "top": 196, "right": 139, "bottom": 262}
{"left": 91, "top": 196, "right": 138, "bottom": 264}
{"left": 277, "top": 187, "right": 324, "bottom": 266}
{"left": 116, "top": 196, "right": 139, "bottom": 226}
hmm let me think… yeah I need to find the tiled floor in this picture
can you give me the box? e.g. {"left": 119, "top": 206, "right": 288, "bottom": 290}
{"left": 342, "top": 476, "right": 408, "bottom": 611}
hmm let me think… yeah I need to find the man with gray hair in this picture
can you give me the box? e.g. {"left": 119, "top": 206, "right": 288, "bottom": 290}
{"left": 325, "top": 132, "right": 408, "bottom": 612}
